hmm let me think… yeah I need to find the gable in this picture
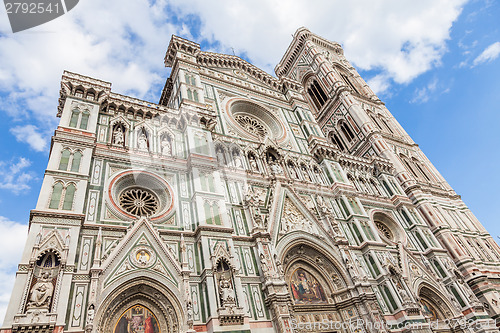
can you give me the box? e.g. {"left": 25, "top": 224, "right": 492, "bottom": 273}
{"left": 100, "top": 217, "right": 181, "bottom": 290}
{"left": 270, "top": 187, "right": 331, "bottom": 246}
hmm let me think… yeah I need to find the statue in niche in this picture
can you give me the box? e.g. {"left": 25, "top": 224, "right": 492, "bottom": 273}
{"left": 288, "top": 164, "right": 297, "bottom": 179}
{"left": 268, "top": 157, "right": 283, "bottom": 175}
{"left": 232, "top": 150, "right": 243, "bottom": 168}
{"left": 27, "top": 272, "right": 54, "bottom": 309}
{"left": 186, "top": 299, "right": 193, "bottom": 325}
{"left": 249, "top": 155, "right": 258, "bottom": 171}
{"left": 259, "top": 253, "right": 270, "bottom": 277}
{"left": 275, "top": 256, "right": 284, "bottom": 277}
{"left": 138, "top": 133, "right": 148, "bottom": 151}
{"left": 396, "top": 282, "right": 412, "bottom": 305}
{"left": 113, "top": 126, "right": 124, "bottom": 145}
{"left": 161, "top": 135, "right": 172, "bottom": 156}
{"left": 86, "top": 304, "right": 95, "bottom": 325}
{"left": 216, "top": 147, "right": 226, "bottom": 165}
{"left": 301, "top": 166, "right": 311, "bottom": 181}
{"left": 219, "top": 275, "right": 235, "bottom": 305}
{"left": 314, "top": 167, "right": 324, "bottom": 183}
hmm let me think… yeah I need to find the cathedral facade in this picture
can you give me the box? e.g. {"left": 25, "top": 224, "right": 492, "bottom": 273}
{"left": 2, "top": 28, "right": 500, "bottom": 333}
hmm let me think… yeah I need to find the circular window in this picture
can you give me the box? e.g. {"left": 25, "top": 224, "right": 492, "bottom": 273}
{"left": 119, "top": 188, "right": 159, "bottom": 216}
{"left": 107, "top": 170, "right": 174, "bottom": 222}
{"left": 375, "top": 221, "right": 394, "bottom": 241}
{"left": 372, "top": 212, "right": 406, "bottom": 244}
{"left": 227, "top": 100, "right": 286, "bottom": 140}
{"left": 234, "top": 114, "right": 268, "bottom": 138}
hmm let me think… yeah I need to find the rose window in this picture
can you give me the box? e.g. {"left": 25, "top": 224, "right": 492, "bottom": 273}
{"left": 227, "top": 100, "right": 286, "bottom": 140}
{"left": 375, "top": 221, "right": 394, "bottom": 241}
{"left": 119, "top": 188, "right": 159, "bottom": 216}
{"left": 234, "top": 115, "right": 268, "bottom": 138}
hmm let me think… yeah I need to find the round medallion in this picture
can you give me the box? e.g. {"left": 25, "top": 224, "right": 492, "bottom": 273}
{"left": 130, "top": 246, "right": 156, "bottom": 268}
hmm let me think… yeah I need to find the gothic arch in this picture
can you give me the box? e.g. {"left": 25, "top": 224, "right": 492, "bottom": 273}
{"left": 327, "top": 130, "right": 347, "bottom": 151}
{"left": 214, "top": 141, "right": 228, "bottom": 165}
{"left": 304, "top": 77, "right": 329, "bottom": 111}
{"left": 278, "top": 241, "right": 352, "bottom": 324}
{"left": 135, "top": 125, "right": 153, "bottom": 151}
{"left": 109, "top": 117, "right": 130, "bottom": 147}
{"left": 416, "top": 283, "right": 458, "bottom": 321}
{"left": 276, "top": 235, "right": 349, "bottom": 288}
{"left": 96, "top": 276, "right": 184, "bottom": 333}
{"left": 158, "top": 128, "right": 175, "bottom": 156}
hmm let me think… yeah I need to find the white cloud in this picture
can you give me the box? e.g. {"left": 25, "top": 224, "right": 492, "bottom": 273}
{"left": 367, "top": 74, "right": 392, "bottom": 95}
{"left": 0, "top": 157, "right": 36, "bottom": 194}
{"left": 168, "top": 0, "right": 466, "bottom": 89}
{"left": 411, "top": 78, "right": 438, "bottom": 104}
{"left": 10, "top": 125, "right": 48, "bottom": 152}
{"left": 473, "top": 41, "right": 500, "bottom": 66}
{"left": 0, "top": 0, "right": 468, "bottom": 143}
{"left": 0, "top": 0, "right": 177, "bottom": 129}
{"left": 0, "top": 217, "right": 28, "bottom": 326}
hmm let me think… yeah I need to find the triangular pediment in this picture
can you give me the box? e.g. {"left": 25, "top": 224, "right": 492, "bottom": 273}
{"left": 270, "top": 186, "right": 331, "bottom": 245}
{"left": 38, "top": 228, "right": 68, "bottom": 254}
{"left": 100, "top": 217, "right": 181, "bottom": 289}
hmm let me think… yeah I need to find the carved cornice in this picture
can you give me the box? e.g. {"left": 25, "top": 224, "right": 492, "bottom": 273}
{"left": 164, "top": 34, "right": 201, "bottom": 67}
{"left": 30, "top": 210, "right": 85, "bottom": 227}
{"left": 197, "top": 51, "right": 281, "bottom": 90}
{"left": 275, "top": 27, "right": 343, "bottom": 78}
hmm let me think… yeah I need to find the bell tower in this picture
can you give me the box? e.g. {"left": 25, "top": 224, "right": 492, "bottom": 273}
{"left": 276, "top": 27, "right": 500, "bottom": 323}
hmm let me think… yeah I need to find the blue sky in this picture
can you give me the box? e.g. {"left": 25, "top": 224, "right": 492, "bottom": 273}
{"left": 0, "top": 0, "right": 499, "bottom": 323}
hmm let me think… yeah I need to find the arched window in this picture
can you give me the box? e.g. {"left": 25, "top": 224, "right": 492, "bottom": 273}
{"left": 187, "top": 89, "right": 193, "bottom": 100}
{"left": 193, "top": 90, "right": 199, "bottom": 102}
{"left": 49, "top": 182, "right": 76, "bottom": 210}
{"left": 58, "top": 149, "right": 71, "bottom": 170}
{"left": 370, "top": 179, "right": 382, "bottom": 196}
{"left": 70, "top": 151, "right": 82, "bottom": 172}
{"left": 382, "top": 180, "right": 394, "bottom": 196}
{"left": 59, "top": 149, "right": 83, "bottom": 172}
{"left": 339, "top": 121, "right": 355, "bottom": 142}
{"left": 62, "top": 184, "right": 76, "bottom": 210}
{"left": 401, "top": 155, "right": 420, "bottom": 179}
{"left": 204, "top": 201, "right": 221, "bottom": 225}
{"left": 75, "top": 89, "right": 84, "bottom": 98}
{"left": 330, "top": 132, "right": 346, "bottom": 151}
{"left": 69, "top": 110, "right": 79, "bottom": 128}
{"left": 380, "top": 117, "right": 394, "bottom": 134}
{"left": 340, "top": 72, "right": 359, "bottom": 94}
{"left": 49, "top": 182, "right": 63, "bottom": 209}
{"left": 307, "top": 80, "right": 328, "bottom": 110}
{"left": 80, "top": 111, "right": 90, "bottom": 130}
{"left": 413, "top": 159, "right": 432, "bottom": 182}
{"left": 68, "top": 108, "right": 90, "bottom": 130}
{"left": 369, "top": 113, "right": 382, "bottom": 130}
{"left": 347, "top": 174, "right": 361, "bottom": 192}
